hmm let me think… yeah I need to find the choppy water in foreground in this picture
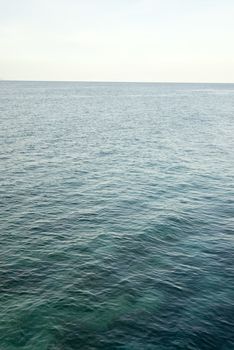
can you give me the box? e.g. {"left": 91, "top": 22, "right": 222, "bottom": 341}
{"left": 0, "top": 81, "right": 234, "bottom": 350}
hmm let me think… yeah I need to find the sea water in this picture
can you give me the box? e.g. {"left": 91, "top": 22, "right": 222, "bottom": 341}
{"left": 0, "top": 81, "right": 233, "bottom": 349}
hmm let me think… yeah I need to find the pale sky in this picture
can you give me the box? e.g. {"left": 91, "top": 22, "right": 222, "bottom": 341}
{"left": 0, "top": 0, "right": 234, "bottom": 82}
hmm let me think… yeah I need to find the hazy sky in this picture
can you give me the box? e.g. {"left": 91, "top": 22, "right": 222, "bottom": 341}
{"left": 0, "top": 0, "right": 234, "bottom": 82}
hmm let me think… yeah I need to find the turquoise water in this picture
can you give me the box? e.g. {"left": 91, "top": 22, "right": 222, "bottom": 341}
{"left": 0, "top": 81, "right": 234, "bottom": 349}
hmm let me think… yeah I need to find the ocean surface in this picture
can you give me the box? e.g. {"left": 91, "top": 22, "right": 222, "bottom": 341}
{"left": 0, "top": 81, "right": 234, "bottom": 350}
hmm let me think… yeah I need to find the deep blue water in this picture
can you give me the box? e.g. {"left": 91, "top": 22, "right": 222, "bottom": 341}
{"left": 0, "top": 81, "right": 234, "bottom": 350}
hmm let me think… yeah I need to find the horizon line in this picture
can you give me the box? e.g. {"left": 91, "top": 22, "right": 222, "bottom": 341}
{"left": 0, "top": 79, "right": 234, "bottom": 84}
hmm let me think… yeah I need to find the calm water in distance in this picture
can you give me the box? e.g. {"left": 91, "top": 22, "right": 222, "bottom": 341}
{"left": 0, "top": 81, "right": 234, "bottom": 349}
